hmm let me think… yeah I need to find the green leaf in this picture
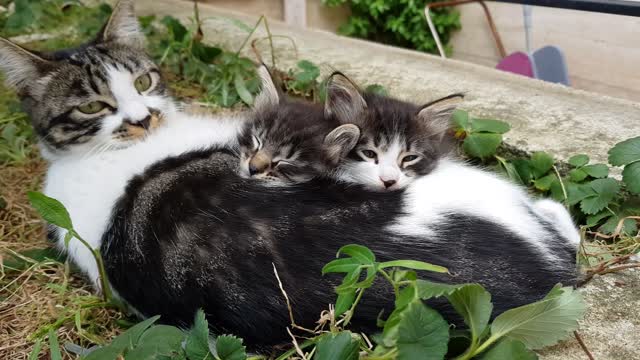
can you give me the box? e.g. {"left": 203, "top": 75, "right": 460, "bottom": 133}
{"left": 85, "top": 316, "right": 161, "bottom": 359}
{"left": 234, "top": 73, "right": 254, "bottom": 106}
{"left": 313, "top": 331, "right": 360, "bottom": 360}
{"left": 364, "top": 84, "right": 388, "bottom": 96}
{"left": 27, "top": 192, "right": 73, "bottom": 230}
{"left": 451, "top": 109, "right": 470, "bottom": 130}
{"left": 479, "top": 338, "right": 538, "bottom": 360}
{"left": 533, "top": 174, "right": 556, "bottom": 191}
{"left": 216, "top": 335, "right": 247, "bottom": 360}
{"left": 415, "top": 280, "right": 466, "bottom": 300}
{"left": 608, "top": 136, "right": 640, "bottom": 166}
{"left": 512, "top": 159, "right": 532, "bottom": 185}
{"left": 161, "top": 16, "right": 188, "bottom": 41}
{"left": 463, "top": 133, "right": 502, "bottom": 159}
{"left": 568, "top": 154, "right": 589, "bottom": 168}
{"left": 48, "top": 330, "right": 62, "bottom": 360}
{"left": 335, "top": 289, "right": 357, "bottom": 316}
{"left": 489, "top": 286, "right": 585, "bottom": 350}
{"left": 322, "top": 257, "right": 361, "bottom": 274}
{"left": 529, "top": 152, "right": 554, "bottom": 178}
{"left": 580, "top": 178, "right": 620, "bottom": 215}
{"left": 446, "top": 284, "right": 493, "bottom": 344}
{"left": 600, "top": 215, "right": 638, "bottom": 236}
{"left": 1, "top": 247, "right": 66, "bottom": 272}
{"left": 395, "top": 302, "right": 449, "bottom": 360}
{"left": 585, "top": 211, "right": 613, "bottom": 228}
{"left": 336, "top": 244, "right": 375, "bottom": 264}
{"left": 192, "top": 42, "right": 222, "bottom": 63}
{"left": 186, "top": 310, "right": 212, "bottom": 360}
{"left": 622, "top": 161, "right": 640, "bottom": 194}
{"left": 496, "top": 156, "right": 523, "bottom": 185}
{"left": 470, "top": 119, "right": 511, "bottom": 134}
{"left": 378, "top": 259, "right": 448, "bottom": 273}
{"left": 565, "top": 182, "right": 595, "bottom": 206}
{"left": 126, "top": 325, "right": 186, "bottom": 359}
{"left": 582, "top": 164, "right": 609, "bottom": 179}
{"left": 28, "top": 339, "right": 42, "bottom": 360}
{"left": 569, "top": 169, "right": 588, "bottom": 182}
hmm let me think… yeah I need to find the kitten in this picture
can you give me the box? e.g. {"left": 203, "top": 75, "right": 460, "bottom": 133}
{"left": 322, "top": 72, "right": 462, "bottom": 191}
{"left": 0, "top": 0, "right": 177, "bottom": 160}
{"left": 237, "top": 66, "right": 339, "bottom": 184}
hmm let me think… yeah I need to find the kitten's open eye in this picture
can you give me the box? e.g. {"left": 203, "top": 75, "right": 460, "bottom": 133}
{"left": 360, "top": 149, "right": 377, "bottom": 160}
{"left": 134, "top": 73, "right": 153, "bottom": 92}
{"left": 77, "top": 101, "right": 108, "bottom": 115}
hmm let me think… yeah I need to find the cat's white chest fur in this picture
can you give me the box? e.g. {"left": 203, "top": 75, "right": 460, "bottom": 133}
{"left": 44, "top": 114, "right": 245, "bottom": 285}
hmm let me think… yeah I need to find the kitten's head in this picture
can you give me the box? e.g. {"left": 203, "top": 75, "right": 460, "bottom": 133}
{"left": 0, "top": 0, "right": 175, "bottom": 159}
{"left": 237, "top": 66, "right": 335, "bottom": 184}
{"left": 323, "top": 73, "right": 462, "bottom": 191}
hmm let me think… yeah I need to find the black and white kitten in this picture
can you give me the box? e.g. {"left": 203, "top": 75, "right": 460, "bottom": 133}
{"left": 323, "top": 73, "right": 462, "bottom": 191}
{"left": 237, "top": 66, "right": 338, "bottom": 184}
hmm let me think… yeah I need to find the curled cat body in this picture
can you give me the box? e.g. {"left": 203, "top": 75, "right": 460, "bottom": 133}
{"left": 0, "top": 0, "right": 579, "bottom": 351}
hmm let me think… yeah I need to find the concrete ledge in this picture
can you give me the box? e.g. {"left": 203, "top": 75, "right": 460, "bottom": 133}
{"left": 137, "top": 0, "right": 640, "bottom": 166}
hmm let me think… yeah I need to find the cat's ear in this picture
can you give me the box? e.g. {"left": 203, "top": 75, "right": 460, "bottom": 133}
{"left": 325, "top": 72, "right": 367, "bottom": 123}
{"left": 417, "top": 93, "right": 464, "bottom": 138}
{"left": 324, "top": 124, "right": 361, "bottom": 165}
{"left": 0, "top": 38, "right": 53, "bottom": 93}
{"left": 253, "top": 64, "right": 280, "bottom": 111}
{"left": 99, "top": 0, "right": 145, "bottom": 48}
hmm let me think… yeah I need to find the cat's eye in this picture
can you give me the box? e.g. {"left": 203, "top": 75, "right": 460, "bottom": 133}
{"left": 77, "top": 101, "right": 107, "bottom": 115}
{"left": 360, "top": 150, "right": 377, "bottom": 160}
{"left": 402, "top": 155, "right": 419, "bottom": 163}
{"left": 134, "top": 73, "right": 153, "bottom": 92}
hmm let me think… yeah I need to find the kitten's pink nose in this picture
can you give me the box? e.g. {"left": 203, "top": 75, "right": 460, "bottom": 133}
{"left": 381, "top": 178, "right": 397, "bottom": 188}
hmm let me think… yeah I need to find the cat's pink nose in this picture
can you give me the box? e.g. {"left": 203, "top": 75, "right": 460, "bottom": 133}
{"left": 381, "top": 179, "right": 397, "bottom": 188}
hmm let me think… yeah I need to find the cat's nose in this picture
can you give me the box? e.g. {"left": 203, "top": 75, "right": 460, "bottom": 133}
{"left": 249, "top": 164, "right": 259, "bottom": 175}
{"left": 125, "top": 115, "right": 151, "bottom": 129}
{"left": 381, "top": 179, "right": 397, "bottom": 188}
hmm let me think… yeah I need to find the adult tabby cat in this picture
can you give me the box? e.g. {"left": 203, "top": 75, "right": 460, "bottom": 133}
{"left": 0, "top": 0, "right": 579, "bottom": 350}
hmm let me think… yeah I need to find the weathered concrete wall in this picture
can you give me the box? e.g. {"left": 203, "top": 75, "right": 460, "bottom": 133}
{"left": 139, "top": 0, "right": 640, "bottom": 166}
{"left": 133, "top": 1, "right": 640, "bottom": 359}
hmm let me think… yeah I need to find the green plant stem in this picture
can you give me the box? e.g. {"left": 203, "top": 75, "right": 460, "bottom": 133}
{"left": 274, "top": 338, "right": 317, "bottom": 360}
{"left": 235, "top": 15, "right": 264, "bottom": 57}
{"left": 378, "top": 269, "right": 399, "bottom": 298}
{"left": 341, "top": 287, "right": 366, "bottom": 328}
{"left": 70, "top": 230, "right": 113, "bottom": 303}
{"left": 552, "top": 165, "right": 569, "bottom": 208}
{"left": 459, "top": 335, "right": 501, "bottom": 360}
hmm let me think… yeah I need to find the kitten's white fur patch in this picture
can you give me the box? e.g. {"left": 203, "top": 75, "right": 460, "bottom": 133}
{"left": 392, "top": 158, "right": 579, "bottom": 263}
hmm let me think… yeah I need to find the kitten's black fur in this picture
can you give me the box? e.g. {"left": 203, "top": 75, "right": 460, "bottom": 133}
{"left": 102, "top": 147, "right": 577, "bottom": 351}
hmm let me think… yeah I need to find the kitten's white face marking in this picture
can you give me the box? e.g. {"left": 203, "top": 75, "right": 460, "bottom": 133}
{"left": 336, "top": 137, "right": 419, "bottom": 191}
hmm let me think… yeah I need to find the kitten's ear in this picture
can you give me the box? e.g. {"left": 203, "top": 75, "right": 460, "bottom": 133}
{"left": 324, "top": 124, "right": 361, "bottom": 165}
{"left": 417, "top": 93, "right": 464, "bottom": 138}
{"left": 99, "top": 0, "right": 144, "bottom": 48}
{"left": 0, "top": 38, "right": 52, "bottom": 93}
{"left": 253, "top": 64, "right": 280, "bottom": 111}
{"left": 324, "top": 72, "right": 367, "bottom": 123}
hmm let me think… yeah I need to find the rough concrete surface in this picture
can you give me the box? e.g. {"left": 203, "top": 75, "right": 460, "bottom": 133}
{"left": 135, "top": 1, "right": 640, "bottom": 358}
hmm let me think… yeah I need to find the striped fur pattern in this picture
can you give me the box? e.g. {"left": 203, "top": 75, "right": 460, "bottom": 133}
{"left": 238, "top": 67, "right": 338, "bottom": 184}
{"left": 0, "top": 0, "right": 175, "bottom": 159}
{"left": 324, "top": 73, "right": 461, "bottom": 191}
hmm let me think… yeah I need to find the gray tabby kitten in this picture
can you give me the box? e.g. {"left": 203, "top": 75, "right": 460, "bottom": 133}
{"left": 0, "top": 1, "right": 175, "bottom": 160}
{"left": 322, "top": 73, "right": 463, "bottom": 191}
{"left": 237, "top": 66, "right": 338, "bottom": 184}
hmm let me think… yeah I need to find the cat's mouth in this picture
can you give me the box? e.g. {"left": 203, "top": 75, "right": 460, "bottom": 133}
{"left": 112, "top": 111, "right": 165, "bottom": 144}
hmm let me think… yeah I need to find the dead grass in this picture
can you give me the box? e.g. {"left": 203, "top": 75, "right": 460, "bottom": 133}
{"left": 0, "top": 154, "right": 126, "bottom": 359}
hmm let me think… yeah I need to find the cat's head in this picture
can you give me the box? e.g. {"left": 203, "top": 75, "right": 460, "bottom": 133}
{"left": 322, "top": 73, "right": 462, "bottom": 191}
{"left": 237, "top": 66, "right": 335, "bottom": 184}
{"left": 0, "top": 0, "right": 175, "bottom": 159}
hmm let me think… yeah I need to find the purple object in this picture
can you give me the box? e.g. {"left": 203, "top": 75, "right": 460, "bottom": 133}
{"left": 496, "top": 51, "right": 535, "bottom": 78}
